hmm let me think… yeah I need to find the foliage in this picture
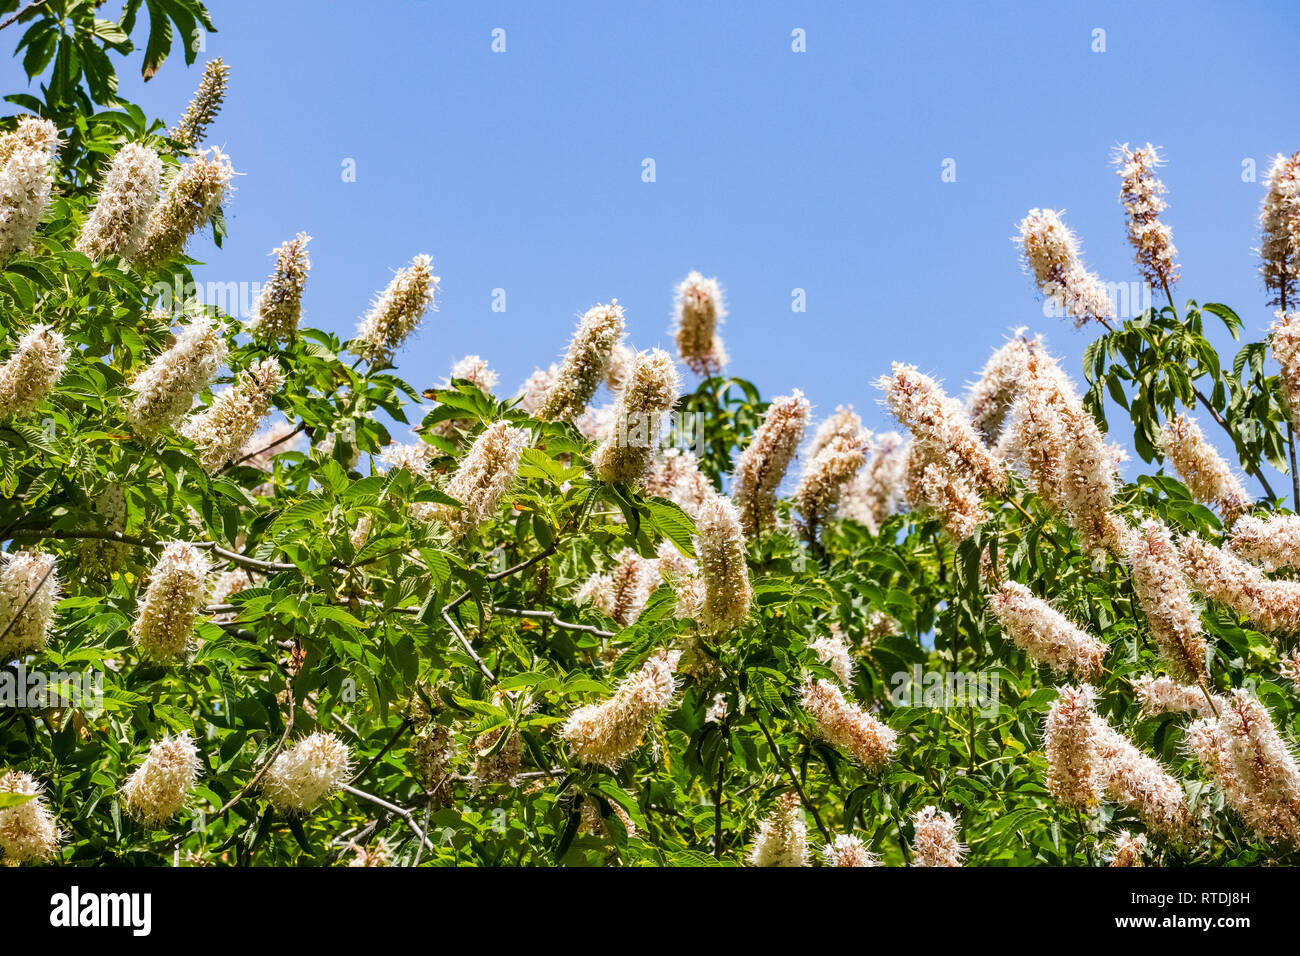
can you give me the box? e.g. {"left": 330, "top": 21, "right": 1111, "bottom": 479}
{"left": 2, "top": 4, "right": 1300, "bottom": 869}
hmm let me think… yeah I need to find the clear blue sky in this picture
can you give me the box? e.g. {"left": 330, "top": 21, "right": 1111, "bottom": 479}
{"left": 8, "top": 0, "right": 1300, "bottom": 487}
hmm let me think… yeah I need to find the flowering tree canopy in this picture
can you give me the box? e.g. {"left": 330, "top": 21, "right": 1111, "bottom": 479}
{"left": 3, "top": 3, "right": 1300, "bottom": 870}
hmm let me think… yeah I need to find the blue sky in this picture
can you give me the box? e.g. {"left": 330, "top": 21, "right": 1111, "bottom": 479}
{"left": 8, "top": 0, "right": 1300, "bottom": 488}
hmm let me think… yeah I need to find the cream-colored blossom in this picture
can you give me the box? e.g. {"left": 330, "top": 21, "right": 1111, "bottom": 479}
{"left": 1113, "top": 143, "right": 1179, "bottom": 290}
{"left": 0, "top": 119, "right": 57, "bottom": 263}
{"left": 353, "top": 254, "right": 439, "bottom": 363}
{"left": 1109, "top": 831, "right": 1147, "bottom": 867}
{"left": 800, "top": 678, "right": 895, "bottom": 769}
{"left": 645, "top": 447, "right": 715, "bottom": 518}
{"left": 821, "top": 834, "right": 878, "bottom": 867}
{"left": 1259, "top": 153, "right": 1300, "bottom": 309}
{"left": 1045, "top": 685, "right": 1191, "bottom": 838}
{"left": 1271, "top": 310, "right": 1300, "bottom": 428}
{"left": 76, "top": 143, "right": 162, "bottom": 260}
{"left": 1186, "top": 691, "right": 1300, "bottom": 845}
{"left": 180, "top": 358, "right": 285, "bottom": 472}
{"left": 748, "top": 792, "right": 808, "bottom": 867}
{"left": 880, "top": 363, "right": 1006, "bottom": 494}
{"left": 1015, "top": 207, "right": 1115, "bottom": 327}
{"left": 694, "top": 494, "right": 752, "bottom": 633}
{"left": 0, "top": 324, "right": 68, "bottom": 419}
{"left": 0, "top": 550, "right": 59, "bottom": 657}
{"left": 794, "top": 406, "right": 870, "bottom": 540}
{"left": 131, "top": 542, "right": 209, "bottom": 662}
{"left": 732, "top": 390, "right": 810, "bottom": 538}
{"left": 0, "top": 770, "right": 58, "bottom": 862}
{"left": 1179, "top": 532, "right": 1300, "bottom": 635}
{"left": 1132, "top": 674, "right": 1224, "bottom": 718}
{"left": 989, "top": 580, "right": 1106, "bottom": 678}
{"left": 809, "top": 630, "right": 855, "bottom": 685}
{"left": 247, "top": 233, "right": 310, "bottom": 343}
{"left": 839, "top": 430, "right": 908, "bottom": 533}
{"left": 421, "top": 421, "right": 528, "bottom": 538}
{"left": 379, "top": 440, "right": 436, "bottom": 480}
{"left": 966, "top": 331, "right": 1039, "bottom": 442}
{"left": 593, "top": 348, "right": 682, "bottom": 484}
{"left": 674, "top": 271, "right": 728, "bottom": 376}
{"left": 170, "top": 58, "right": 229, "bottom": 148}
{"left": 1158, "top": 414, "right": 1251, "bottom": 520}
{"left": 561, "top": 651, "right": 678, "bottom": 767}
{"left": 912, "top": 806, "right": 964, "bottom": 867}
{"left": 122, "top": 734, "right": 201, "bottom": 826}
{"left": 1229, "top": 513, "right": 1300, "bottom": 572}
{"left": 125, "top": 316, "right": 226, "bottom": 435}
{"left": 262, "top": 732, "right": 351, "bottom": 813}
{"left": 135, "top": 148, "right": 233, "bottom": 268}
{"left": 536, "top": 301, "right": 625, "bottom": 422}
{"left": 1129, "top": 519, "right": 1208, "bottom": 682}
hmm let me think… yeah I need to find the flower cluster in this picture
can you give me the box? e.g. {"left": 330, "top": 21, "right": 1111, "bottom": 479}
{"left": 1128, "top": 519, "right": 1208, "bottom": 682}
{"left": 592, "top": 348, "right": 682, "bottom": 484}
{"left": 1259, "top": 153, "right": 1299, "bottom": 309}
{"left": 421, "top": 421, "right": 528, "bottom": 538}
{"left": 673, "top": 271, "right": 728, "bottom": 376}
{"left": 136, "top": 148, "right": 234, "bottom": 268}
{"left": 748, "top": 792, "right": 808, "bottom": 867}
{"left": 732, "top": 389, "right": 810, "bottom": 537}
{"left": 262, "top": 732, "right": 351, "bottom": 813}
{"left": 1179, "top": 532, "right": 1300, "bottom": 635}
{"left": 821, "top": 833, "right": 878, "bottom": 867}
{"left": 1186, "top": 691, "right": 1300, "bottom": 845}
{"left": 181, "top": 358, "right": 286, "bottom": 472}
{"left": 989, "top": 580, "right": 1106, "bottom": 679}
{"left": 966, "top": 331, "right": 1038, "bottom": 442}
{"left": 1006, "top": 348, "right": 1126, "bottom": 553}
{"left": 793, "top": 405, "right": 871, "bottom": 540}
{"left": 1113, "top": 143, "right": 1179, "bottom": 290}
{"left": 122, "top": 735, "right": 202, "bottom": 826}
{"left": 1015, "top": 207, "right": 1115, "bottom": 326}
{"left": 353, "top": 254, "right": 439, "bottom": 363}
{"left": 76, "top": 143, "right": 162, "bottom": 260}
{"left": 838, "top": 430, "right": 908, "bottom": 533}
{"left": 1229, "top": 513, "right": 1300, "bottom": 572}
{"left": 0, "top": 549, "right": 59, "bottom": 657}
{"left": 170, "top": 58, "right": 230, "bottom": 148}
{"left": 800, "top": 678, "right": 896, "bottom": 769}
{"left": 536, "top": 301, "right": 625, "bottom": 422}
{"left": 1045, "top": 685, "right": 1191, "bottom": 838}
{"left": 912, "top": 806, "right": 964, "bottom": 867}
{"left": 693, "top": 494, "right": 753, "bottom": 633}
{"left": 0, "top": 324, "right": 68, "bottom": 419}
{"left": 1157, "top": 414, "right": 1251, "bottom": 520}
{"left": 0, "top": 116, "right": 57, "bottom": 263}
{"left": 561, "top": 651, "right": 678, "bottom": 767}
{"left": 247, "top": 233, "right": 311, "bottom": 343}
{"left": 131, "top": 542, "right": 210, "bottom": 661}
{"left": 126, "top": 316, "right": 227, "bottom": 435}
{"left": 0, "top": 769, "right": 58, "bottom": 862}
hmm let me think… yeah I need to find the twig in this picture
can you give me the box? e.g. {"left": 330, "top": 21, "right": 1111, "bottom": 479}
{"left": 339, "top": 783, "right": 435, "bottom": 852}
{"left": 214, "top": 678, "right": 296, "bottom": 817}
{"left": 442, "top": 605, "right": 495, "bottom": 682}
{"left": 0, "top": 0, "right": 49, "bottom": 32}
{"left": 222, "top": 423, "right": 306, "bottom": 472}
{"left": 348, "top": 718, "right": 413, "bottom": 784}
{"left": 753, "top": 713, "right": 833, "bottom": 844}
{"left": 494, "top": 606, "right": 615, "bottom": 638}
{"left": 8, "top": 529, "right": 296, "bottom": 573}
